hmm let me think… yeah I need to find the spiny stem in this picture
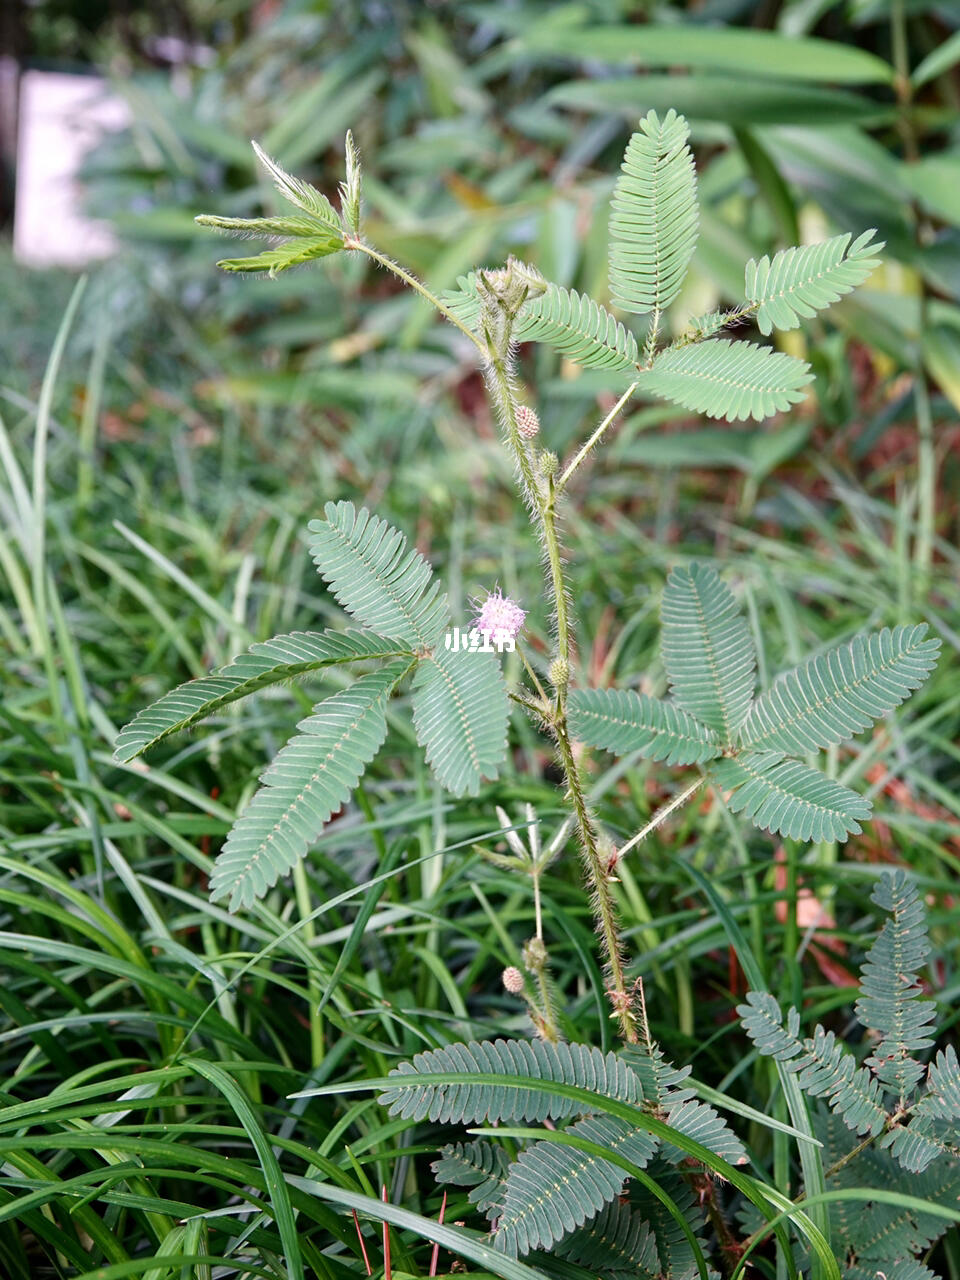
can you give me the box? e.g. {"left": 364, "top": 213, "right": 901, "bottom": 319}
{"left": 615, "top": 776, "right": 704, "bottom": 861}
{"left": 350, "top": 240, "right": 487, "bottom": 354}
{"left": 559, "top": 380, "right": 640, "bottom": 490}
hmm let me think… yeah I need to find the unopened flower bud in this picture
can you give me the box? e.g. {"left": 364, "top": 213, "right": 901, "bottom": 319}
{"left": 523, "top": 937, "right": 548, "bottom": 972}
{"left": 515, "top": 405, "right": 540, "bottom": 439}
{"left": 539, "top": 450, "right": 559, "bottom": 477}
{"left": 502, "top": 966, "right": 524, "bottom": 994}
{"left": 549, "top": 657, "right": 569, "bottom": 691}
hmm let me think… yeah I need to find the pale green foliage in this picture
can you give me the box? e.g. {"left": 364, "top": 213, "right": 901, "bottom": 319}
{"left": 213, "top": 237, "right": 342, "bottom": 277}
{"left": 567, "top": 687, "right": 722, "bottom": 766}
{"left": 209, "top": 662, "right": 404, "bottom": 911}
{"left": 608, "top": 108, "right": 699, "bottom": 316}
{"left": 642, "top": 338, "right": 813, "bottom": 421}
{"left": 117, "top": 504, "right": 510, "bottom": 909}
{"left": 574, "top": 563, "right": 937, "bottom": 844}
{"left": 114, "top": 629, "right": 411, "bottom": 763}
{"left": 661, "top": 563, "right": 755, "bottom": 737}
{"left": 741, "top": 872, "right": 960, "bottom": 1175}
{"left": 308, "top": 501, "right": 448, "bottom": 645}
{"left": 519, "top": 284, "right": 640, "bottom": 372}
{"left": 250, "top": 140, "right": 343, "bottom": 232}
{"left": 746, "top": 229, "right": 884, "bottom": 335}
{"left": 739, "top": 625, "right": 940, "bottom": 753}
{"left": 339, "top": 128, "right": 362, "bottom": 235}
{"left": 412, "top": 646, "right": 510, "bottom": 797}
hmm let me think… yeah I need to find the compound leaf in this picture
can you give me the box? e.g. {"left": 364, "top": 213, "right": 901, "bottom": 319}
{"left": 661, "top": 563, "right": 755, "bottom": 740}
{"left": 568, "top": 687, "right": 722, "bottom": 766}
{"left": 855, "top": 871, "right": 936, "bottom": 1095}
{"left": 214, "top": 236, "right": 343, "bottom": 276}
{"left": 251, "top": 140, "right": 342, "bottom": 232}
{"left": 643, "top": 338, "right": 813, "bottom": 421}
{"left": 379, "top": 1038, "right": 644, "bottom": 1125}
{"left": 745, "top": 229, "right": 884, "bottom": 336}
{"left": 308, "top": 501, "right": 448, "bottom": 646}
{"left": 209, "top": 661, "right": 405, "bottom": 911}
{"left": 739, "top": 625, "right": 940, "bottom": 754}
{"left": 609, "top": 109, "right": 699, "bottom": 316}
{"left": 493, "top": 1116, "right": 659, "bottom": 1256}
{"left": 712, "top": 752, "right": 871, "bottom": 843}
{"left": 412, "top": 645, "right": 509, "bottom": 797}
{"left": 518, "top": 283, "right": 639, "bottom": 373}
{"left": 738, "top": 991, "right": 887, "bottom": 1136}
{"left": 115, "top": 629, "right": 412, "bottom": 762}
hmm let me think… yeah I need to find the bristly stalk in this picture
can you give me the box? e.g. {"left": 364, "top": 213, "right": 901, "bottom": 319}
{"left": 482, "top": 299, "right": 637, "bottom": 1043}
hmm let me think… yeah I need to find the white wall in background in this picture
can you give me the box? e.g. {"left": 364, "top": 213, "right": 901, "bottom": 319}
{"left": 13, "top": 71, "right": 130, "bottom": 267}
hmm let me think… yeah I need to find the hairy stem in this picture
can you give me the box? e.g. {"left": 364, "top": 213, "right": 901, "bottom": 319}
{"left": 615, "top": 776, "right": 704, "bottom": 862}
{"left": 559, "top": 380, "right": 640, "bottom": 490}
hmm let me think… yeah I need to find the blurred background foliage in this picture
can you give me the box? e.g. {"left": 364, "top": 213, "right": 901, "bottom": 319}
{"left": 3, "top": 2, "right": 960, "bottom": 1276}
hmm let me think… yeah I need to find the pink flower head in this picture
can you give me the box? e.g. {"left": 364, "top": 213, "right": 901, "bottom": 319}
{"left": 475, "top": 589, "right": 526, "bottom": 645}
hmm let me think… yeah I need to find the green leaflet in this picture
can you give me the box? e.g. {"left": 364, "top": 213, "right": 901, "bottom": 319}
{"left": 553, "top": 1199, "right": 659, "bottom": 1280}
{"left": 250, "top": 140, "right": 343, "bottom": 232}
{"left": 493, "top": 1115, "right": 659, "bottom": 1256}
{"left": 412, "top": 644, "right": 509, "bottom": 797}
{"left": 308, "top": 501, "right": 448, "bottom": 645}
{"left": 745, "top": 230, "right": 884, "bottom": 335}
{"left": 643, "top": 339, "right": 813, "bottom": 422}
{"left": 431, "top": 1142, "right": 510, "bottom": 1218}
{"left": 711, "top": 752, "right": 871, "bottom": 843}
{"left": 739, "top": 624, "right": 941, "bottom": 754}
{"left": 608, "top": 109, "right": 699, "bottom": 316}
{"left": 208, "top": 661, "right": 407, "bottom": 911}
{"left": 215, "top": 236, "right": 343, "bottom": 276}
{"left": 379, "top": 1039, "right": 644, "bottom": 1125}
{"left": 568, "top": 687, "right": 722, "bottom": 766}
{"left": 661, "top": 563, "right": 756, "bottom": 740}
{"left": 114, "top": 629, "right": 412, "bottom": 762}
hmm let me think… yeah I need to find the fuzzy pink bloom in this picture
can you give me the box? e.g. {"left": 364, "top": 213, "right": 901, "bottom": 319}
{"left": 475, "top": 589, "right": 526, "bottom": 643}
{"left": 515, "top": 405, "right": 540, "bottom": 439}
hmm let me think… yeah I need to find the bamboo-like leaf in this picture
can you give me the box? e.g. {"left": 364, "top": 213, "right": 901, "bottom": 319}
{"left": 493, "top": 1115, "right": 659, "bottom": 1256}
{"left": 660, "top": 563, "right": 755, "bottom": 740}
{"left": 209, "top": 661, "right": 406, "bottom": 911}
{"left": 712, "top": 752, "right": 871, "bottom": 843}
{"left": 115, "top": 630, "right": 411, "bottom": 762}
{"left": 308, "top": 501, "right": 448, "bottom": 645}
{"left": 568, "top": 687, "right": 721, "bottom": 766}
{"left": 608, "top": 109, "right": 699, "bottom": 316}
{"left": 412, "top": 645, "right": 509, "bottom": 797}
{"left": 739, "top": 625, "right": 940, "bottom": 754}
{"left": 643, "top": 339, "right": 813, "bottom": 421}
{"left": 745, "top": 230, "right": 884, "bottom": 336}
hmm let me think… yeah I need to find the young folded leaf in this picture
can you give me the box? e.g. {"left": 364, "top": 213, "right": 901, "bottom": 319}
{"left": 643, "top": 339, "right": 813, "bottom": 421}
{"left": 308, "top": 501, "right": 448, "bottom": 645}
{"left": 215, "top": 235, "right": 343, "bottom": 277}
{"left": 208, "top": 660, "right": 407, "bottom": 910}
{"left": 745, "top": 229, "right": 884, "bottom": 336}
{"left": 250, "top": 140, "right": 343, "bottom": 232}
{"left": 114, "top": 629, "right": 414, "bottom": 762}
{"left": 661, "top": 563, "right": 756, "bottom": 741}
{"left": 739, "top": 624, "right": 940, "bottom": 754}
{"left": 608, "top": 108, "right": 699, "bottom": 317}
{"left": 568, "top": 687, "right": 722, "bottom": 766}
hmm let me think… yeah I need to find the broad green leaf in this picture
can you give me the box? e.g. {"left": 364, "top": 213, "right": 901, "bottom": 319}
{"left": 739, "top": 625, "right": 940, "bottom": 754}
{"left": 308, "top": 502, "right": 448, "bottom": 645}
{"left": 568, "top": 687, "right": 722, "bottom": 766}
{"left": 660, "top": 564, "right": 755, "bottom": 740}
{"left": 209, "top": 661, "right": 406, "bottom": 911}
{"left": 712, "top": 752, "right": 871, "bottom": 843}
{"left": 412, "top": 645, "right": 509, "bottom": 796}
{"left": 114, "top": 629, "right": 411, "bottom": 762}
{"left": 643, "top": 340, "right": 813, "bottom": 422}
{"left": 608, "top": 109, "right": 699, "bottom": 316}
